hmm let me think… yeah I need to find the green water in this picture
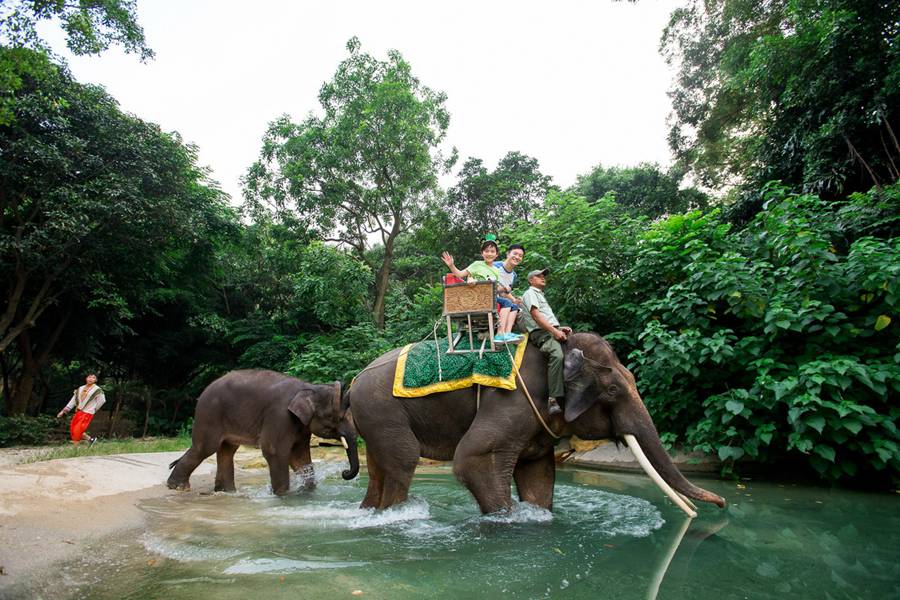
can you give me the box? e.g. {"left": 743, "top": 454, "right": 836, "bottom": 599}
{"left": 13, "top": 463, "right": 900, "bottom": 599}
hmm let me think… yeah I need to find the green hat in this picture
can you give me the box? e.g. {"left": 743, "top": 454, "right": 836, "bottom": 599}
{"left": 480, "top": 233, "right": 499, "bottom": 250}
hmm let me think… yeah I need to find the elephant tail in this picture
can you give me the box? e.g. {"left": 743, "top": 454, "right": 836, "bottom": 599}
{"left": 168, "top": 452, "right": 187, "bottom": 470}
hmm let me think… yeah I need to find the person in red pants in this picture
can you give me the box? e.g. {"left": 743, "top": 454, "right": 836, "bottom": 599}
{"left": 57, "top": 373, "right": 106, "bottom": 445}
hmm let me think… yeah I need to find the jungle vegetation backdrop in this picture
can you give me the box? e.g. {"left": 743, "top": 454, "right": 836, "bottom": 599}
{"left": 1, "top": 0, "right": 897, "bottom": 487}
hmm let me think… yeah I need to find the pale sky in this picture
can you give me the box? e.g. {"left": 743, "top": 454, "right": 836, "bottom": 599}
{"left": 40, "top": 0, "right": 684, "bottom": 203}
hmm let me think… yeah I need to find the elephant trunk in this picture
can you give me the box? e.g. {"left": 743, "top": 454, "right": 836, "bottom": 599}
{"left": 626, "top": 427, "right": 726, "bottom": 511}
{"left": 339, "top": 423, "right": 360, "bottom": 480}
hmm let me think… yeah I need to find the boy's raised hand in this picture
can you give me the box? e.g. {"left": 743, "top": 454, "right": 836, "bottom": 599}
{"left": 440, "top": 251, "right": 455, "bottom": 268}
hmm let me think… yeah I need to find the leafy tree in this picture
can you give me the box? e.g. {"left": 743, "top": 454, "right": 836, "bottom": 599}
{"left": 446, "top": 151, "right": 554, "bottom": 240}
{"left": 209, "top": 220, "right": 373, "bottom": 371}
{"left": 573, "top": 162, "right": 709, "bottom": 218}
{"left": 244, "top": 37, "right": 454, "bottom": 328}
{"left": 504, "top": 190, "right": 646, "bottom": 334}
{"left": 389, "top": 201, "right": 467, "bottom": 287}
{"left": 0, "top": 0, "right": 152, "bottom": 59}
{"left": 661, "top": 0, "right": 900, "bottom": 203}
{"left": 0, "top": 49, "right": 228, "bottom": 414}
{"left": 0, "top": 0, "right": 152, "bottom": 126}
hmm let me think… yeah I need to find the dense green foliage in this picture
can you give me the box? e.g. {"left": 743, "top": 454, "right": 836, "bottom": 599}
{"left": 0, "top": 47, "right": 235, "bottom": 418}
{"left": 0, "top": 0, "right": 151, "bottom": 126}
{"left": 446, "top": 152, "right": 555, "bottom": 243}
{"left": 0, "top": 414, "right": 55, "bottom": 446}
{"left": 621, "top": 185, "right": 899, "bottom": 483}
{"left": 573, "top": 163, "right": 709, "bottom": 218}
{"left": 502, "top": 184, "right": 898, "bottom": 485}
{"left": 662, "top": 0, "right": 900, "bottom": 208}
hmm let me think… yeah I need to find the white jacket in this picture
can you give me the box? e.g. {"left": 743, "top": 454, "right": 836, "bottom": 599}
{"left": 63, "top": 385, "right": 106, "bottom": 415}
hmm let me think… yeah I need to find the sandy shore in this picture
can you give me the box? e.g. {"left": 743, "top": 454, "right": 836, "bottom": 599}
{"left": 0, "top": 451, "right": 216, "bottom": 591}
{"left": 0, "top": 445, "right": 357, "bottom": 591}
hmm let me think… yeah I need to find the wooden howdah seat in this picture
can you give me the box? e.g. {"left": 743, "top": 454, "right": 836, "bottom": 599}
{"left": 442, "top": 275, "right": 497, "bottom": 354}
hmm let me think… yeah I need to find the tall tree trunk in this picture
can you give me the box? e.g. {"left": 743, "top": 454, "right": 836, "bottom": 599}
{"left": 372, "top": 258, "right": 391, "bottom": 329}
{"left": 8, "top": 309, "right": 70, "bottom": 415}
{"left": 35, "top": 368, "right": 50, "bottom": 415}
{"left": 170, "top": 394, "right": 183, "bottom": 427}
{"left": 372, "top": 218, "right": 401, "bottom": 329}
{"left": 142, "top": 391, "right": 151, "bottom": 438}
{"left": 107, "top": 383, "right": 123, "bottom": 438}
{"left": 11, "top": 332, "right": 37, "bottom": 415}
{"left": 0, "top": 352, "right": 10, "bottom": 416}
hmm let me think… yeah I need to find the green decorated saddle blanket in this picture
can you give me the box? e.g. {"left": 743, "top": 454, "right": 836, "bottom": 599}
{"left": 392, "top": 334, "right": 529, "bottom": 398}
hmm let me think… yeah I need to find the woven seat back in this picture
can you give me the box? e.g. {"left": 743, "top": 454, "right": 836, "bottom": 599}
{"left": 443, "top": 280, "right": 496, "bottom": 316}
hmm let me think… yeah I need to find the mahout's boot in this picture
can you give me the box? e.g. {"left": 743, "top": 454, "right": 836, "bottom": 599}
{"left": 547, "top": 397, "right": 562, "bottom": 416}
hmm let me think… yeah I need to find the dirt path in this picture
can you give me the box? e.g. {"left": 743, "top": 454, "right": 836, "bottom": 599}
{"left": 0, "top": 451, "right": 216, "bottom": 590}
{"left": 0, "top": 444, "right": 357, "bottom": 592}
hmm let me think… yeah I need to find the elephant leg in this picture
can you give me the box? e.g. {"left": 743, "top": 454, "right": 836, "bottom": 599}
{"left": 453, "top": 428, "right": 520, "bottom": 514}
{"left": 379, "top": 470, "right": 414, "bottom": 509}
{"left": 289, "top": 431, "right": 312, "bottom": 470}
{"left": 261, "top": 439, "right": 292, "bottom": 496}
{"left": 167, "top": 443, "right": 217, "bottom": 491}
{"left": 363, "top": 428, "right": 418, "bottom": 509}
{"left": 290, "top": 439, "right": 315, "bottom": 490}
{"left": 214, "top": 441, "right": 239, "bottom": 492}
{"left": 513, "top": 452, "right": 556, "bottom": 510}
{"left": 360, "top": 446, "right": 385, "bottom": 509}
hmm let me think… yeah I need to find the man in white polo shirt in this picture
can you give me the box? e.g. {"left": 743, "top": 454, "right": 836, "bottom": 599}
{"left": 519, "top": 268, "right": 572, "bottom": 416}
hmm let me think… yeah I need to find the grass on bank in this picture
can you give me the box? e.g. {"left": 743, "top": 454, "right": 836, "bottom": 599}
{"left": 23, "top": 437, "right": 191, "bottom": 464}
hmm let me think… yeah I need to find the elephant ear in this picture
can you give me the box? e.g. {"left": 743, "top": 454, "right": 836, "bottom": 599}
{"left": 564, "top": 394, "right": 595, "bottom": 423}
{"left": 564, "top": 348, "right": 585, "bottom": 381}
{"left": 288, "top": 389, "right": 315, "bottom": 426}
{"left": 563, "top": 349, "right": 611, "bottom": 423}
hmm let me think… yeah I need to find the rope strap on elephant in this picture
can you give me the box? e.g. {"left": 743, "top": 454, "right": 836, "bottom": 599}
{"left": 393, "top": 334, "right": 529, "bottom": 398}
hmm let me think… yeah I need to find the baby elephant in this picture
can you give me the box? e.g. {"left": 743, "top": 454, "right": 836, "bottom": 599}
{"left": 167, "top": 369, "right": 359, "bottom": 495}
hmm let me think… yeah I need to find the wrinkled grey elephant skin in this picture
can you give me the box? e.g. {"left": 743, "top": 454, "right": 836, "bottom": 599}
{"left": 167, "top": 369, "right": 359, "bottom": 495}
{"left": 349, "top": 332, "right": 725, "bottom": 514}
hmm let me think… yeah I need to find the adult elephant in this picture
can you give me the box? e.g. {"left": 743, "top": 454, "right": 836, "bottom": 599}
{"left": 349, "top": 332, "right": 724, "bottom": 516}
{"left": 168, "top": 370, "right": 359, "bottom": 495}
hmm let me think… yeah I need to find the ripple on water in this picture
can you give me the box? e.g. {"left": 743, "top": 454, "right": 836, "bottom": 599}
{"left": 222, "top": 557, "right": 368, "bottom": 575}
{"left": 141, "top": 532, "right": 244, "bottom": 562}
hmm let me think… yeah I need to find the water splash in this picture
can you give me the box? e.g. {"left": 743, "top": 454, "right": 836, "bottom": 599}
{"left": 481, "top": 500, "right": 555, "bottom": 524}
{"left": 259, "top": 496, "right": 431, "bottom": 530}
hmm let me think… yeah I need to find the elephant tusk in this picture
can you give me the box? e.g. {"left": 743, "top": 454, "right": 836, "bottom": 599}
{"left": 340, "top": 436, "right": 349, "bottom": 450}
{"left": 677, "top": 491, "right": 697, "bottom": 511}
{"left": 624, "top": 434, "right": 697, "bottom": 518}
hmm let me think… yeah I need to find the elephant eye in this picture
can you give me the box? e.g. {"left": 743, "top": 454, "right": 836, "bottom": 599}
{"left": 606, "top": 385, "right": 619, "bottom": 396}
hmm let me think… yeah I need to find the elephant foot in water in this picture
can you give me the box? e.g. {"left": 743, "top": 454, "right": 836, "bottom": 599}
{"left": 167, "top": 480, "right": 191, "bottom": 492}
{"left": 294, "top": 463, "right": 316, "bottom": 490}
{"left": 359, "top": 446, "right": 414, "bottom": 509}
